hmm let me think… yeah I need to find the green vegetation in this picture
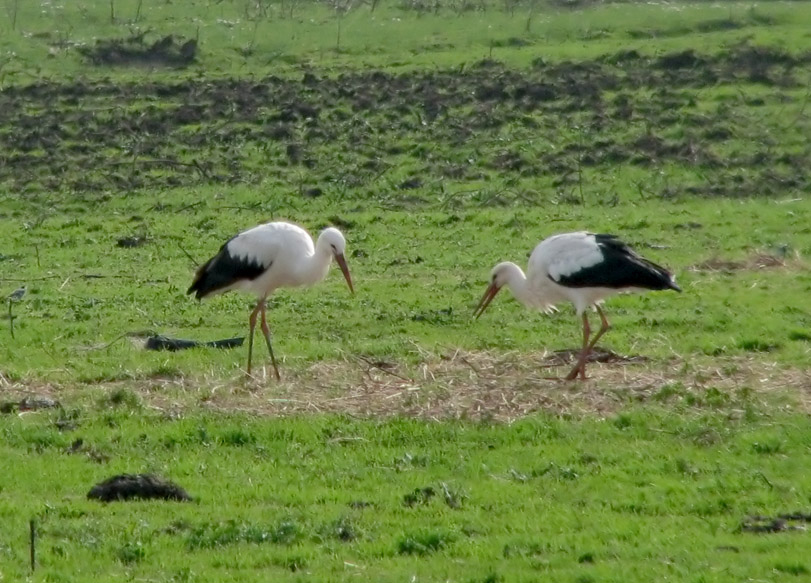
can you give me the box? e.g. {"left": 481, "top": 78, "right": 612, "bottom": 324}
{"left": 1, "top": 0, "right": 811, "bottom": 581}
{"left": 2, "top": 0, "right": 811, "bottom": 79}
{"left": 3, "top": 405, "right": 811, "bottom": 581}
{"left": 0, "top": 196, "right": 810, "bottom": 383}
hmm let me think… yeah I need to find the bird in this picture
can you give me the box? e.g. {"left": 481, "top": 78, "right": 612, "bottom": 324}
{"left": 474, "top": 232, "right": 681, "bottom": 381}
{"left": 188, "top": 221, "right": 354, "bottom": 379}
{"left": 7, "top": 286, "right": 26, "bottom": 301}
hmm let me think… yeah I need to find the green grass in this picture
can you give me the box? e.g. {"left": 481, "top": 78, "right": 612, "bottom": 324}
{"left": 1, "top": 194, "right": 810, "bottom": 382}
{"left": 2, "top": 405, "right": 811, "bottom": 581}
{"left": 2, "top": 0, "right": 811, "bottom": 580}
{"left": 2, "top": 0, "right": 811, "bottom": 82}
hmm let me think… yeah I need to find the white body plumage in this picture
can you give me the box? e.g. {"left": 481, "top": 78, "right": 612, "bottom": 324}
{"left": 219, "top": 223, "right": 322, "bottom": 293}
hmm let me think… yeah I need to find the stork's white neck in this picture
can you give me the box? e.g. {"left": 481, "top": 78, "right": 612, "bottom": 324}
{"left": 296, "top": 236, "right": 334, "bottom": 286}
{"left": 499, "top": 262, "right": 536, "bottom": 308}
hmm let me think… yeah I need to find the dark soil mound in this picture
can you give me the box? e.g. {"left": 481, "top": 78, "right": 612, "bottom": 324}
{"left": 78, "top": 33, "right": 197, "bottom": 67}
{"left": 87, "top": 473, "right": 192, "bottom": 502}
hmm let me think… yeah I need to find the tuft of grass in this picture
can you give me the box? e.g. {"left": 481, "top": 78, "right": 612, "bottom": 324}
{"left": 737, "top": 339, "right": 781, "bottom": 353}
{"left": 397, "top": 530, "right": 456, "bottom": 556}
{"left": 217, "top": 428, "right": 257, "bottom": 447}
{"left": 775, "top": 562, "right": 809, "bottom": 576}
{"left": 186, "top": 520, "right": 302, "bottom": 550}
{"left": 750, "top": 439, "right": 784, "bottom": 455}
{"left": 471, "top": 573, "right": 503, "bottom": 583}
{"left": 116, "top": 541, "right": 146, "bottom": 564}
{"left": 325, "top": 516, "right": 359, "bottom": 542}
{"left": 98, "top": 388, "right": 141, "bottom": 410}
{"left": 788, "top": 330, "right": 811, "bottom": 342}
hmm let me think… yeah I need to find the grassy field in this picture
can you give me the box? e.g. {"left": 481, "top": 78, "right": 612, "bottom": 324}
{"left": 2, "top": 0, "right": 811, "bottom": 580}
{"left": 2, "top": 0, "right": 811, "bottom": 78}
{"left": 1, "top": 196, "right": 810, "bottom": 384}
{"left": 2, "top": 403, "right": 811, "bottom": 581}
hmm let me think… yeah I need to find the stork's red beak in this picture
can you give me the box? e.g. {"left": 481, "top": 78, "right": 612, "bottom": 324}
{"left": 335, "top": 254, "right": 355, "bottom": 294}
{"left": 474, "top": 282, "right": 500, "bottom": 319}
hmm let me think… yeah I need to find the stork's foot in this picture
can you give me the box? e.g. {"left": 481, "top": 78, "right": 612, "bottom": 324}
{"left": 242, "top": 366, "right": 280, "bottom": 381}
{"left": 564, "top": 355, "right": 589, "bottom": 381}
{"left": 563, "top": 368, "right": 588, "bottom": 382}
{"left": 544, "top": 374, "right": 586, "bottom": 383}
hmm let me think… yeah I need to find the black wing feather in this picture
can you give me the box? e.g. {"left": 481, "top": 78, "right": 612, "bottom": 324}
{"left": 187, "top": 237, "right": 268, "bottom": 299}
{"left": 554, "top": 234, "right": 681, "bottom": 291}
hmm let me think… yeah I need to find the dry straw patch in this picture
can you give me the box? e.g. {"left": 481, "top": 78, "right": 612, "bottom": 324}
{"left": 689, "top": 250, "right": 804, "bottom": 273}
{"left": 223, "top": 350, "right": 809, "bottom": 421}
{"left": 3, "top": 351, "right": 808, "bottom": 422}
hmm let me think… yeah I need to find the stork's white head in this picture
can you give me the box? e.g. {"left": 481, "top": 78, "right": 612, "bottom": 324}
{"left": 318, "top": 227, "right": 354, "bottom": 294}
{"left": 474, "top": 261, "right": 524, "bottom": 318}
{"left": 490, "top": 262, "right": 525, "bottom": 288}
{"left": 318, "top": 227, "right": 347, "bottom": 256}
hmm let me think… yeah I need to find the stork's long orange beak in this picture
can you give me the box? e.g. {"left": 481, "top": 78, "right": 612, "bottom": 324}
{"left": 474, "top": 282, "right": 500, "bottom": 319}
{"left": 335, "top": 254, "right": 355, "bottom": 294}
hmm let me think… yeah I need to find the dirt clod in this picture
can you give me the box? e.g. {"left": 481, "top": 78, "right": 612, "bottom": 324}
{"left": 740, "top": 512, "right": 811, "bottom": 533}
{"left": 3, "top": 396, "right": 62, "bottom": 413}
{"left": 78, "top": 33, "right": 197, "bottom": 67}
{"left": 658, "top": 50, "right": 705, "bottom": 70}
{"left": 403, "top": 486, "right": 436, "bottom": 507}
{"left": 87, "top": 473, "right": 192, "bottom": 502}
{"left": 117, "top": 236, "right": 148, "bottom": 248}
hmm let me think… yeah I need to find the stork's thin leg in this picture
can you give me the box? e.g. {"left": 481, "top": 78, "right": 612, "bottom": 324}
{"left": 565, "top": 312, "right": 591, "bottom": 381}
{"left": 585, "top": 306, "right": 611, "bottom": 354}
{"left": 565, "top": 307, "right": 612, "bottom": 381}
{"left": 259, "top": 303, "right": 281, "bottom": 381}
{"left": 246, "top": 300, "right": 263, "bottom": 375}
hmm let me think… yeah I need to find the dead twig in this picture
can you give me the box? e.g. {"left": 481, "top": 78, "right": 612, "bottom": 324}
{"left": 354, "top": 354, "right": 411, "bottom": 382}
{"left": 78, "top": 330, "right": 157, "bottom": 352}
{"left": 175, "top": 201, "right": 203, "bottom": 213}
{"left": 0, "top": 276, "right": 59, "bottom": 282}
{"left": 7, "top": 299, "right": 14, "bottom": 339}
{"left": 177, "top": 243, "right": 199, "bottom": 266}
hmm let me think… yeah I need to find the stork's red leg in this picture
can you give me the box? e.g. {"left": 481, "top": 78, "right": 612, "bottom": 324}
{"left": 246, "top": 300, "right": 263, "bottom": 374}
{"left": 565, "top": 312, "right": 591, "bottom": 381}
{"left": 259, "top": 302, "right": 281, "bottom": 381}
{"left": 565, "top": 307, "right": 612, "bottom": 381}
{"left": 585, "top": 306, "right": 611, "bottom": 354}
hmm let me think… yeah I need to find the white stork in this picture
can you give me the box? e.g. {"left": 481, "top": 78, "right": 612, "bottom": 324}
{"left": 474, "top": 232, "right": 681, "bottom": 380}
{"left": 188, "top": 221, "right": 354, "bottom": 378}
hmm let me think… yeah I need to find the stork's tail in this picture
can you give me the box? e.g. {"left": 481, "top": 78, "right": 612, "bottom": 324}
{"left": 187, "top": 257, "right": 216, "bottom": 299}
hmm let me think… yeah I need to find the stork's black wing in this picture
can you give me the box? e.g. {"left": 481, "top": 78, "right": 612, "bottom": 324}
{"left": 187, "top": 236, "right": 268, "bottom": 299}
{"left": 553, "top": 234, "right": 681, "bottom": 291}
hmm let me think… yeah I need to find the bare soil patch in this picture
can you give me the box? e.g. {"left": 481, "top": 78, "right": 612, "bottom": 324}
{"left": 739, "top": 512, "right": 811, "bottom": 533}
{"left": 77, "top": 33, "right": 197, "bottom": 67}
{"left": 1, "top": 43, "right": 808, "bottom": 199}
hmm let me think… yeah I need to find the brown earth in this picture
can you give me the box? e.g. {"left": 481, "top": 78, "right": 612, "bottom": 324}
{"left": 0, "top": 43, "right": 808, "bottom": 200}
